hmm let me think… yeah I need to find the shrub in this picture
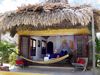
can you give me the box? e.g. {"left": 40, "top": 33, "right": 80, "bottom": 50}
{"left": 9, "top": 48, "right": 18, "bottom": 65}
{"left": 0, "top": 41, "right": 16, "bottom": 66}
{"left": 95, "top": 38, "right": 100, "bottom": 68}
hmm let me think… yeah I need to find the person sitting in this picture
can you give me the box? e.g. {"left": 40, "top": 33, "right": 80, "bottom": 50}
{"left": 49, "top": 49, "right": 60, "bottom": 59}
{"left": 49, "top": 40, "right": 73, "bottom": 60}
{"left": 60, "top": 40, "right": 72, "bottom": 54}
{"left": 60, "top": 50, "right": 68, "bottom": 57}
{"left": 59, "top": 40, "right": 73, "bottom": 63}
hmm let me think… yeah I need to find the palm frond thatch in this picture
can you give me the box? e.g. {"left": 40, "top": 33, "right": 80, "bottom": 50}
{"left": 46, "top": 0, "right": 68, "bottom": 3}
{"left": 0, "top": 3, "right": 94, "bottom": 32}
{"left": 94, "top": 10, "right": 100, "bottom": 31}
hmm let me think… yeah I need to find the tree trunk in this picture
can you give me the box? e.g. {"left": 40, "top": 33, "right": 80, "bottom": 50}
{"left": 0, "top": 62, "right": 3, "bottom": 66}
{"left": 0, "top": 57, "right": 3, "bottom": 66}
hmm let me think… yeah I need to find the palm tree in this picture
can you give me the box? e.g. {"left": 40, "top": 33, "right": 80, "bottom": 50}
{"left": 0, "top": 41, "right": 16, "bottom": 66}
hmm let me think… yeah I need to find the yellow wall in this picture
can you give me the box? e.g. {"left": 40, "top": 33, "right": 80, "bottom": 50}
{"left": 17, "top": 28, "right": 90, "bottom": 36}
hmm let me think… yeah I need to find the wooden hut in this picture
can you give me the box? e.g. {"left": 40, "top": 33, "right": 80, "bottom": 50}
{"left": 0, "top": 0, "right": 100, "bottom": 67}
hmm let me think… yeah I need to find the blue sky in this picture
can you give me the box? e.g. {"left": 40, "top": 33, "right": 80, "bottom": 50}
{"left": 0, "top": 0, "right": 41, "bottom": 13}
{"left": 0, "top": 0, "right": 100, "bottom": 13}
{"left": 69, "top": 0, "right": 100, "bottom": 9}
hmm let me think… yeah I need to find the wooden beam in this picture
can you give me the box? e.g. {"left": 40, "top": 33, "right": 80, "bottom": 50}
{"left": 17, "top": 28, "right": 90, "bottom": 36}
{"left": 91, "top": 11, "right": 96, "bottom": 75}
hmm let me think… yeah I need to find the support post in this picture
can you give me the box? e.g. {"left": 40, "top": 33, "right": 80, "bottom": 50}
{"left": 91, "top": 11, "right": 96, "bottom": 75}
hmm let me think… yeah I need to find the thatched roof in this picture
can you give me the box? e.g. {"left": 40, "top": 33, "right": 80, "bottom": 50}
{"left": 46, "top": 0, "right": 68, "bottom": 3}
{"left": 0, "top": 3, "right": 94, "bottom": 32}
{"left": 94, "top": 10, "right": 100, "bottom": 31}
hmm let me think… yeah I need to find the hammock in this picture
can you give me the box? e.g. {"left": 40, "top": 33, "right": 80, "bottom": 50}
{"left": 20, "top": 54, "right": 69, "bottom": 64}
{"left": 11, "top": 50, "right": 69, "bottom": 64}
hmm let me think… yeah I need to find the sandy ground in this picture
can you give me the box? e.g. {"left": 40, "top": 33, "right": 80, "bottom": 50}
{"left": 3, "top": 63, "right": 100, "bottom": 75}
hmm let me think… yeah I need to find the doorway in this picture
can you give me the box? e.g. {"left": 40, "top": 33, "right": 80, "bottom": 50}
{"left": 47, "top": 41, "right": 53, "bottom": 54}
{"left": 30, "top": 38, "right": 36, "bottom": 56}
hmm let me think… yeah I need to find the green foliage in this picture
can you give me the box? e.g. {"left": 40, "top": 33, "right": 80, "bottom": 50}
{"left": 95, "top": 38, "right": 100, "bottom": 53}
{"left": 95, "top": 38, "right": 100, "bottom": 68}
{"left": 96, "top": 54, "right": 100, "bottom": 68}
{"left": 9, "top": 48, "right": 18, "bottom": 65}
{"left": 0, "top": 40, "right": 16, "bottom": 65}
